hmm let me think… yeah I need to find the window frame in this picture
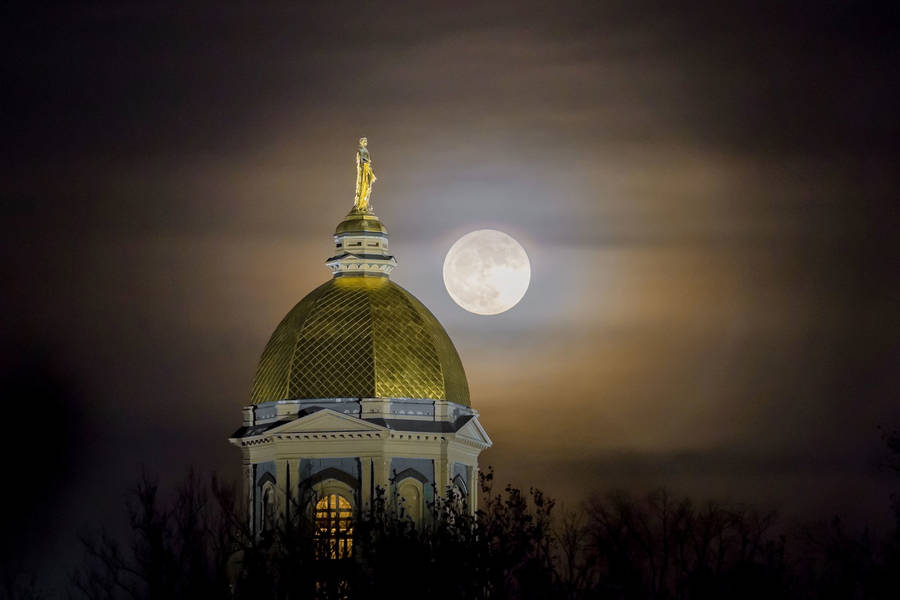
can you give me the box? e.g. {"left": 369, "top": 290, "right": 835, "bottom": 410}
{"left": 312, "top": 480, "right": 356, "bottom": 559}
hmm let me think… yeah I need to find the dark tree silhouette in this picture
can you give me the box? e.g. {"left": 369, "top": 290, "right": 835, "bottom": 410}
{"left": 67, "top": 451, "right": 900, "bottom": 600}
{"left": 582, "top": 488, "right": 792, "bottom": 599}
{"left": 71, "top": 471, "right": 233, "bottom": 600}
{"left": 70, "top": 468, "right": 558, "bottom": 600}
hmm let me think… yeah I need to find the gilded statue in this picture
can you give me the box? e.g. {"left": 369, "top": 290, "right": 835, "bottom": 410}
{"left": 353, "top": 137, "right": 376, "bottom": 212}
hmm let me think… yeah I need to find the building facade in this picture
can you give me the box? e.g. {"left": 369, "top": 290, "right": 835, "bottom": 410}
{"left": 229, "top": 141, "right": 491, "bottom": 540}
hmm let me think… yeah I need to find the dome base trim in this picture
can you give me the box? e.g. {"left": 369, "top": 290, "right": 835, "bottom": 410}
{"left": 246, "top": 397, "right": 476, "bottom": 428}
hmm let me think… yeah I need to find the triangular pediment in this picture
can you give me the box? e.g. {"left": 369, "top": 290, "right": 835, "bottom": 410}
{"left": 269, "top": 409, "right": 386, "bottom": 435}
{"left": 455, "top": 417, "right": 492, "bottom": 447}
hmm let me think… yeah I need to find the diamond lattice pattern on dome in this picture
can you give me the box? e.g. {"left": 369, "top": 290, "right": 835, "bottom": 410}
{"left": 369, "top": 282, "right": 444, "bottom": 399}
{"left": 258, "top": 277, "right": 449, "bottom": 402}
{"left": 289, "top": 281, "right": 376, "bottom": 398}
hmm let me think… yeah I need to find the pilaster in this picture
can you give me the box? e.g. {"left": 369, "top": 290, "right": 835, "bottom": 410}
{"left": 468, "top": 464, "right": 479, "bottom": 514}
{"left": 434, "top": 439, "right": 450, "bottom": 497}
{"left": 361, "top": 456, "right": 373, "bottom": 509}
{"left": 287, "top": 458, "right": 300, "bottom": 515}
{"left": 275, "top": 458, "right": 288, "bottom": 514}
{"left": 373, "top": 454, "right": 390, "bottom": 501}
{"left": 243, "top": 459, "right": 254, "bottom": 530}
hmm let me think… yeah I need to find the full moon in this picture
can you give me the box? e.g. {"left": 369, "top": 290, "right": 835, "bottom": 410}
{"left": 442, "top": 229, "right": 531, "bottom": 315}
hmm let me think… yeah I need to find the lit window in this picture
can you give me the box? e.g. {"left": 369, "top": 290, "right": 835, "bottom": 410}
{"left": 315, "top": 494, "right": 353, "bottom": 558}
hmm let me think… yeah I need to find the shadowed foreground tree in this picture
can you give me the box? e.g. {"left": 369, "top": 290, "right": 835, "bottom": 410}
{"left": 71, "top": 471, "right": 234, "bottom": 600}
{"left": 70, "top": 469, "right": 556, "bottom": 600}
{"left": 69, "top": 461, "right": 900, "bottom": 600}
{"left": 581, "top": 489, "right": 791, "bottom": 599}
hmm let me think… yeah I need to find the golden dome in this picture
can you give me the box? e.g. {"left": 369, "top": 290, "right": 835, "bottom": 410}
{"left": 334, "top": 210, "right": 388, "bottom": 235}
{"left": 250, "top": 276, "right": 470, "bottom": 406}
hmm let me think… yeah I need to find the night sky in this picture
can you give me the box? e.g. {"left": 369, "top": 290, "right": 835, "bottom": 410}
{"left": 3, "top": 0, "right": 899, "bottom": 588}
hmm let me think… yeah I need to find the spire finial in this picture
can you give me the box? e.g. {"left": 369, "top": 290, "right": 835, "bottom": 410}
{"left": 353, "top": 137, "right": 376, "bottom": 213}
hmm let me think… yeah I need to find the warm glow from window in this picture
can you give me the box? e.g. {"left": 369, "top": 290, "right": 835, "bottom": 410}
{"left": 315, "top": 493, "right": 353, "bottom": 558}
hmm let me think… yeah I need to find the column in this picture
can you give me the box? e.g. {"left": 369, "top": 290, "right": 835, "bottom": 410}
{"left": 275, "top": 458, "right": 288, "bottom": 516}
{"left": 287, "top": 458, "right": 299, "bottom": 516}
{"left": 435, "top": 440, "right": 450, "bottom": 497}
{"left": 242, "top": 460, "right": 255, "bottom": 531}
{"left": 373, "top": 454, "right": 391, "bottom": 503}
{"left": 468, "top": 465, "right": 479, "bottom": 514}
{"left": 360, "top": 457, "right": 373, "bottom": 510}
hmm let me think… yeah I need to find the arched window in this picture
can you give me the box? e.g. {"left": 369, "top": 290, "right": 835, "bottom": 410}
{"left": 397, "top": 478, "right": 424, "bottom": 523}
{"left": 452, "top": 474, "right": 469, "bottom": 509}
{"left": 315, "top": 493, "right": 353, "bottom": 558}
{"left": 261, "top": 485, "right": 276, "bottom": 531}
